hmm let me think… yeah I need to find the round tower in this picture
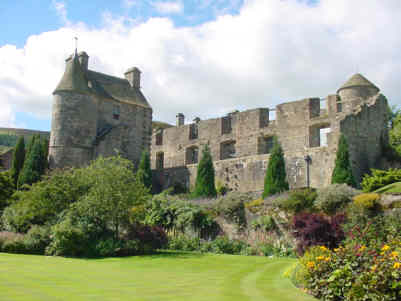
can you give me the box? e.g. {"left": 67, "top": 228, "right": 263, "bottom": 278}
{"left": 49, "top": 52, "right": 97, "bottom": 169}
{"left": 337, "top": 73, "right": 380, "bottom": 112}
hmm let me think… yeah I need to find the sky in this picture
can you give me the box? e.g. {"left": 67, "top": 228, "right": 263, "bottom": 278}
{"left": 0, "top": 0, "right": 400, "bottom": 131}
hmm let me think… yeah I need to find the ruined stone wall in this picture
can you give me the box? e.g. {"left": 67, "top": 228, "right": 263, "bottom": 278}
{"left": 151, "top": 92, "right": 388, "bottom": 192}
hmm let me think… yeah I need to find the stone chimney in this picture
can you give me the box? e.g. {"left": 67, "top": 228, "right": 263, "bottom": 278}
{"left": 78, "top": 51, "right": 89, "bottom": 71}
{"left": 176, "top": 113, "right": 185, "bottom": 126}
{"left": 193, "top": 117, "right": 201, "bottom": 123}
{"left": 124, "top": 67, "right": 141, "bottom": 88}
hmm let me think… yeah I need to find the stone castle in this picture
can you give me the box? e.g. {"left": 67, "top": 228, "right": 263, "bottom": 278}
{"left": 49, "top": 51, "right": 152, "bottom": 169}
{"left": 43, "top": 51, "right": 388, "bottom": 192}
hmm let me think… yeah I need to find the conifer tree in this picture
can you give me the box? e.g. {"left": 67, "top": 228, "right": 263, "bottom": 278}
{"left": 18, "top": 138, "right": 43, "bottom": 187}
{"left": 193, "top": 144, "right": 217, "bottom": 198}
{"left": 40, "top": 138, "right": 49, "bottom": 173}
{"left": 331, "top": 134, "right": 356, "bottom": 187}
{"left": 263, "top": 137, "right": 289, "bottom": 198}
{"left": 10, "top": 136, "right": 25, "bottom": 187}
{"left": 137, "top": 150, "right": 152, "bottom": 189}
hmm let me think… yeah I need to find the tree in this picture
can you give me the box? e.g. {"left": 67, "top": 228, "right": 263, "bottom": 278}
{"left": 0, "top": 171, "right": 13, "bottom": 212}
{"left": 263, "top": 137, "right": 289, "bottom": 198}
{"left": 137, "top": 150, "right": 152, "bottom": 189}
{"left": 331, "top": 134, "right": 356, "bottom": 187}
{"left": 193, "top": 145, "right": 217, "bottom": 198}
{"left": 40, "top": 138, "right": 49, "bottom": 173}
{"left": 10, "top": 136, "right": 25, "bottom": 187}
{"left": 18, "top": 138, "right": 43, "bottom": 187}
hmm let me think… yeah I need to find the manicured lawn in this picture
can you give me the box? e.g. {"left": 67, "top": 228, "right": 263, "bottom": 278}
{"left": 0, "top": 252, "right": 316, "bottom": 301}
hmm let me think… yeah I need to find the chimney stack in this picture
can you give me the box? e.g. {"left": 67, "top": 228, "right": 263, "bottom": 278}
{"left": 176, "top": 113, "right": 185, "bottom": 126}
{"left": 124, "top": 67, "right": 141, "bottom": 88}
{"left": 78, "top": 51, "right": 89, "bottom": 71}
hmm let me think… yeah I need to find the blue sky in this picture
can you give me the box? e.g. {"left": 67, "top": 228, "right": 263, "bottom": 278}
{"left": 0, "top": 0, "right": 400, "bottom": 131}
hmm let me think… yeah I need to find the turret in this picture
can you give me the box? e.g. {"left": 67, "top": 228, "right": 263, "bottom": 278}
{"left": 337, "top": 73, "right": 380, "bottom": 112}
{"left": 49, "top": 51, "right": 97, "bottom": 169}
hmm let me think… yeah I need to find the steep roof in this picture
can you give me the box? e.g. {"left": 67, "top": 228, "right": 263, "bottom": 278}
{"left": 337, "top": 73, "right": 379, "bottom": 93}
{"left": 86, "top": 70, "right": 151, "bottom": 108}
{"left": 53, "top": 53, "right": 91, "bottom": 95}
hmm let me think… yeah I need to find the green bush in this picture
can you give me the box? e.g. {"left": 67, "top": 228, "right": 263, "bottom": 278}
{"left": 213, "top": 193, "right": 247, "bottom": 228}
{"left": 331, "top": 135, "right": 356, "bottom": 187}
{"left": 315, "top": 184, "right": 359, "bottom": 215}
{"left": 167, "top": 235, "right": 200, "bottom": 251}
{"left": 275, "top": 188, "right": 317, "bottom": 214}
{"left": 193, "top": 145, "right": 217, "bottom": 198}
{"left": 352, "top": 193, "right": 382, "bottom": 216}
{"left": 24, "top": 225, "right": 51, "bottom": 254}
{"left": 202, "top": 236, "right": 247, "bottom": 255}
{"left": 251, "top": 215, "right": 277, "bottom": 232}
{"left": 361, "top": 168, "right": 401, "bottom": 192}
{"left": 245, "top": 198, "right": 264, "bottom": 214}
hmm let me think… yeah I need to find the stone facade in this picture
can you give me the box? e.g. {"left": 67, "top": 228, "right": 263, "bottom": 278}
{"left": 49, "top": 51, "right": 152, "bottom": 169}
{"left": 151, "top": 74, "right": 389, "bottom": 192}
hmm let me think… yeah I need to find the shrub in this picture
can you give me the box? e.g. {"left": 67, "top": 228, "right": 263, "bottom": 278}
{"left": 251, "top": 215, "right": 276, "bottom": 232}
{"left": 193, "top": 145, "right": 217, "bottom": 198}
{"left": 315, "top": 184, "right": 359, "bottom": 215}
{"left": 214, "top": 193, "right": 247, "bottom": 228}
{"left": 125, "top": 224, "right": 168, "bottom": 251}
{"left": 291, "top": 212, "right": 345, "bottom": 255}
{"left": 331, "top": 134, "right": 356, "bottom": 187}
{"left": 216, "top": 181, "right": 228, "bottom": 196}
{"left": 0, "top": 231, "right": 25, "bottom": 251}
{"left": 137, "top": 150, "right": 152, "bottom": 189}
{"left": 0, "top": 171, "right": 14, "bottom": 213}
{"left": 361, "top": 168, "right": 401, "bottom": 192}
{"left": 202, "top": 236, "right": 247, "bottom": 255}
{"left": 9, "top": 136, "right": 25, "bottom": 187}
{"left": 352, "top": 193, "right": 382, "bottom": 216}
{"left": 245, "top": 198, "right": 264, "bottom": 213}
{"left": 167, "top": 235, "right": 201, "bottom": 251}
{"left": 23, "top": 225, "right": 51, "bottom": 254}
{"left": 263, "top": 137, "right": 289, "bottom": 198}
{"left": 275, "top": 188, "right": 317, "bottom": 214}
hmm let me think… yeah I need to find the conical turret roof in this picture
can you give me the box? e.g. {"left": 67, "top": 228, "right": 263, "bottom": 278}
{"left": 337, "top": 73, "right": 379, "bottom": 93}
{"left": 53, "top": 52, "right": 91, "bottom": 95}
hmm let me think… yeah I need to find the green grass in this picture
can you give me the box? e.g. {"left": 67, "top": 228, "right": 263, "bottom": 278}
{"left": 0, "top": 252, "right": 316, "bottom": 301}
{"left": 374, "top": 182, "right": 401, "bottom": 194}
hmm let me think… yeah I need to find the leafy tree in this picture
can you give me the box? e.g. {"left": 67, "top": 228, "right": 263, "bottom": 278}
{"left": 263, "top": 137, "right": 289, "bottom": 198}
{"left": 331, "top": 135, "right": 356, "bottom": 187}
{"left": 10, "top": 136, "right": 25, "bottom": 187}
{"left": 0, "top": 171, "right": 13, "bottom": 212}
{"left": 18, "top": 138, "right": 43, "bottom": 187}
{"left": 137, "top": 150, "right": 152, "bottom": 189}
{"left": 193, "top": 145, "right": 217, "bottom": 198}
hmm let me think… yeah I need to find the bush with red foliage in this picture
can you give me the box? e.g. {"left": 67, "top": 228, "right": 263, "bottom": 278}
{"left": 291, "top": 212, "right": 345, "bottom": 255}
{"left": 126, "top": 224, "right": 168, "bottom": 250}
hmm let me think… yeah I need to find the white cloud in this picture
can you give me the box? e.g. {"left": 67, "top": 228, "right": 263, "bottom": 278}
{"left": 151, "top": 1, "right": 183, "bottom": 14}
{"left": 52, "top": 1, "right": 70, "bottom": 25}
{"left": 1, "top": 0, "right": 401, "bottom": 129}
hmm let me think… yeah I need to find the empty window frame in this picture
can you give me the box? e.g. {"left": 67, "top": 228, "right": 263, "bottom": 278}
{"left": 220, "top": 140, "right": 236, "bottom": 160}
{"left": 186, "top": 146, "right": 199, "bottom": 164}
{"left": 309, "top": 125, "right": 331, "bottom": 147}
{"left": 155, "top": 130, "right": 163, "bottom": 146}
{"left": 189, "top": 123, "right": 198, "bottom": 140}
{"left": 336, "top": 96, "right": 342, "bottom": 113}
{"left": 258, "top": 136, "right": 274, "bottom": 154}
{"left": 221, "top": 116, "right": 232, "bottom": 134}
{"left": 156, "top": 152, "right": 164, "bottom": 169}
{"left": 113, "top": 105, "right": 120, "bottom": 120}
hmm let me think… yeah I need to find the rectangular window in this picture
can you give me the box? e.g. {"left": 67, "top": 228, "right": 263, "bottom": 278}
{"left": 258, "top": 136, "right": 274, "bottom": 154}
{"left": 220, "top": 141, "right": 236, "bottom": 160}
{"left": 156, "top": 152, "right": 164, "bottom": 169}
{"left": 186, "top": 146, "right": 199, "bottom": 164}
{"left": 221, "top": 116, "right": 232, "bottom": 134}
{"left": 309, "top": 125, "right": 331, "bottom": 147}
{"left": 189, "top": 124, "right": 198, "bottom": 140}
{"left": 155, "top": 130, "right": 163, "bottom": 146}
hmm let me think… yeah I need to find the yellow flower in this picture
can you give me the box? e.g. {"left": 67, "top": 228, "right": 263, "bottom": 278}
{"left": 319, "top": 246, "right": 328, "bottom": 251}
{"left": 390, "top": 251, "right": 399, "bottom": 259}
{"left": 307, "top": 261, "right": 315, "bottom": 269}
{"left": 393, "top": 262, "right": 401, "bottom": 269}
{"left": 359, "top": 245, "right": 366, "bottom": 252}
{"left": 371, "top": 265, "right": 377, "bottom": 271}
{"left": 334, "top": 248, "right": 340, "bottom": 253}
{"left": 317, "top": 256, "right": 325, "bottom": 261}
{"left": 324, "top": 257, "right": 331, "bottom": 262}
{"left": 381, "top": 245, "right": 390, "bottom": 252}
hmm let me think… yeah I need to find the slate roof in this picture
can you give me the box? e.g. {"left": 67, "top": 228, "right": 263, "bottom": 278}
{"left": 337, "top": 73, "right": 379, "bottom": 93}
{"left": 54, "top": 53, "right": 151, "bottom": 109}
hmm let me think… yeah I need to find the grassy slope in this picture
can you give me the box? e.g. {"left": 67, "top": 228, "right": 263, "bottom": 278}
{"left": 0, "top": 252, "right": 316, "bottom": 301}
{"left": 375, "top": 182, "right": 401, "bottom": 194}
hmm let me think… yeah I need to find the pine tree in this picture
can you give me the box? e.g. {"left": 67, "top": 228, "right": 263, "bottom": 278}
{"left": 137, "top": 150, "right": 152, "bottom": 189}
{"left": 40, "top": 138, "right": 49, "bottom": 174}
{"left": 18, "top": 138, "right": 43, "bottom": 187}
{"left": 10, "top": 136, "right": 25, "bottom": 187}
{"left": 193, "top": 144, "right": 217, "bottom": 198}
{"left": 263, "top": 137, "right": 289, "bottom": 198}
{"left": 331, "top": 134, "right": 356, "bottom": 187}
